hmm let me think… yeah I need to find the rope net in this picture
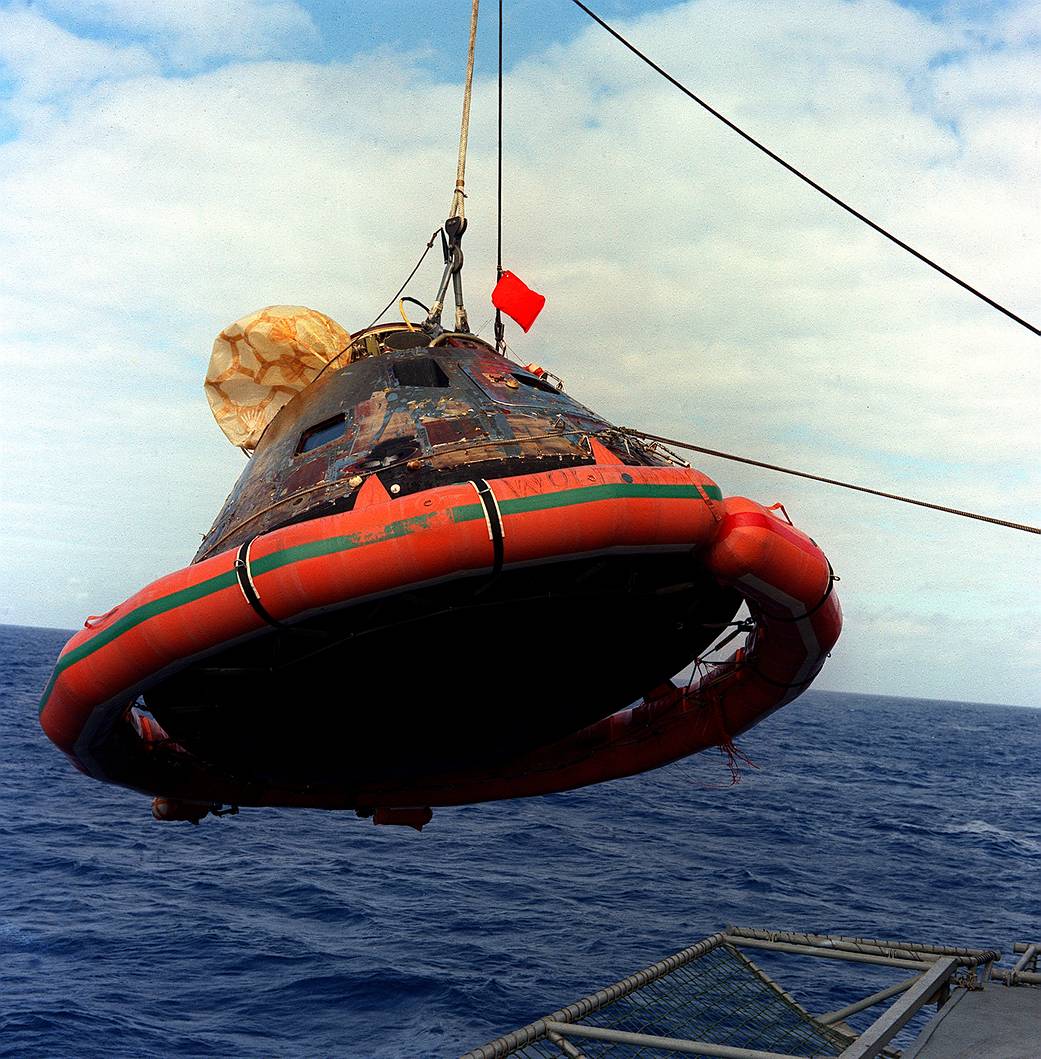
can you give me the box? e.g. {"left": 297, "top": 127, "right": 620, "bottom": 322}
{"left": 469, "top": 942, "right": 849, "bottom": 1057}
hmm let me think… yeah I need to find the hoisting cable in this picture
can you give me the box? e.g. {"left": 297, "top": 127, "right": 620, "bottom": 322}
{"left": 566, "top": 0, "right": 1040, "bottom": 338}
{"left": 618, "top": 427, "right": 1041, "bottom": 535}
{"left": 494, "top": 0, "right": 505, "bottom": 354}
{"left": 452, "top": 0, "right": 480, "bottom": 227}
{"left": 364, "top": 228, "right": 440, "bottom": 330}
{"left": 427, "top": 0, "right": 481, "bottom": 333}
{"left": 306, "top": 231, "right": 438, "bottom": 390}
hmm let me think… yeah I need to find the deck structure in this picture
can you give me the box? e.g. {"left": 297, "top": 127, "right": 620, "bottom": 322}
{"left": 462, "top": 927, "right": 1039, "bottom": 1059}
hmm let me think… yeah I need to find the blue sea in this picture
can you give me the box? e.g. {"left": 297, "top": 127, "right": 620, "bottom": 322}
{"left": 2, "top": 623, "right": 1039, "bottom": 1057}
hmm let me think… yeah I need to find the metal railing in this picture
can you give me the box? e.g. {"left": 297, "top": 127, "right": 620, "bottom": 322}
{"left": 461, "top": 925, "right": 1033, "bottom": 1059}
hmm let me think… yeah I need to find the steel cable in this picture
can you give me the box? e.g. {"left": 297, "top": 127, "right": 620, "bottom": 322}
{"left": 220, "top": 418, "right": 1038, "bottom": 550}
{"left": 494, "top": 0, "right": 505, "bottom": 352}
{"left": 619, "top": 427, "right": 1041, "bottom": 535}
{"left": 364, "top": 228, "right": 441, "bottom": 331}
{"left": 566, "top": 0, "right": 1040, "bottom": 338}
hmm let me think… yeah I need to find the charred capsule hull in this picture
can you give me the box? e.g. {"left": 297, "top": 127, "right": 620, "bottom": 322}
{"left": 39, "top": 327, "right": 841, "bottom": 816}
{"left": 195, "top": 332, "right": 632, "bottom": 559}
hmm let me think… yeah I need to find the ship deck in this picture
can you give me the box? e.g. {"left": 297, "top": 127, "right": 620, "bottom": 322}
{"left": 906, "top": 971, "right": 1041, "bottom": 1058}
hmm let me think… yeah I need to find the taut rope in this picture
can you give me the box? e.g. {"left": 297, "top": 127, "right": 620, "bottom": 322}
{"left": 451, "top": 0, "right": 481, "bottom": 223}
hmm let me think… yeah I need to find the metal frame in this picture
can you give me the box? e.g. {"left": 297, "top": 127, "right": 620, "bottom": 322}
{"left": 461, "top": 926, "right": 1018, "bottom": 1059}
{"left": 721, "top": 929, "right": 999, "bottom": 1059}
{"left": 460, "top": 932, "right": 730, "bottom": 1059}
{"left": 989, "top": 941, "right": 1041, "bottom": 985}
{"left": 828, "top": 958, "right": 958, "bottom": 1059}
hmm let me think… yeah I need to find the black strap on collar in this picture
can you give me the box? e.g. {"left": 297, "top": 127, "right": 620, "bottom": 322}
{"left": 234, "top": 539, "right": 285, "bottom": 629}
{"left": 471, "top": 479, "right": 504, "bottom": 575}
{"left": 762, "top": 563, "right": 838, "bottom": 624}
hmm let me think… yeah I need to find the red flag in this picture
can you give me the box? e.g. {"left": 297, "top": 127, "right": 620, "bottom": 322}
{"left": 492, "top": 271, "right": 545, "bottom": 332}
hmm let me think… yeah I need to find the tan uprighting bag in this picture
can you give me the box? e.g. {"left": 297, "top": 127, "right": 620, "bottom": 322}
{"left": 205, "top": 305, "right": 351, "bottom": 450}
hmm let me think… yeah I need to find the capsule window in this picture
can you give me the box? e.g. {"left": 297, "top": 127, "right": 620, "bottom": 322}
{"left": 392, "top": 358, "right": 450, "bottom": 388}
{"left": 297, "top": 414, "right": 346, "bottom": 454}
{"left": 511, "top": 372, "right": 559, "bottom": 394}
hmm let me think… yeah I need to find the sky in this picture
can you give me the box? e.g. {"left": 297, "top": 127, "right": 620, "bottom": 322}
{"left": 0, "top": 0, "right": 1038, "bottom": 706}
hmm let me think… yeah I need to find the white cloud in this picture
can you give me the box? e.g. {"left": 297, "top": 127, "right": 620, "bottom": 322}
{"left": 36, "top": 0, "right": 318, "bottom": 66}
{"left": 0, "top": 8, "right": 157, "bottom": 100}
{"left": 0, "top": 0, "right": 1037, "bottom": 703}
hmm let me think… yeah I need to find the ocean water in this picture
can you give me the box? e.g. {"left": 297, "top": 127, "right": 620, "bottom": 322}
{"left": 2, "top": 622, "right": 1039, "bottom": 1058}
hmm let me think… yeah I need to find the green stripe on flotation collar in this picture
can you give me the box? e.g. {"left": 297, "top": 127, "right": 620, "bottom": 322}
{"left": 450, "top": 482, "right": 716, "bottom": 522}
{"left": 38, "top": 512, "right": 441, "bottom": 712}
{"left": 40, "top": 479, "right": 718, "bottom": 711}
{"left": 500, "top": 482, "right": 706, "bottom": 514}
{"left": 250, "top": 510, "right": 441, "bottom": 576}
{"left": 38, "top": 568, "right": 239, "bottom": 711}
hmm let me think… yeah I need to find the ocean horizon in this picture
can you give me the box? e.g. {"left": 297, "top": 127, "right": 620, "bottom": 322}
{"left": 3, "top": 622, "right": 1038, "bottom": 1056}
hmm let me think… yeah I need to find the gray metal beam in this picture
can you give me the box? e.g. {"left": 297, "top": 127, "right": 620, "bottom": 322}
{"left": 542, "top": 1021, "right": 806, "bottom": 1059}
{"left": 545, "top": 1029, "right": 588, "bottom": 1059}
{"left": 837, "top": 957, "right": 959, "bottom": 1059}
{"left": 727, "top": 927, "right": 999, "bottom": 966}
{"left": 725, "top": 935, "right": 934, "bottom": 971}
{"left": 818, "top": 976, "right": 920, "bottom": 1024}
{"left": 991, "top": 967, "right": 1041, "bottom": 985}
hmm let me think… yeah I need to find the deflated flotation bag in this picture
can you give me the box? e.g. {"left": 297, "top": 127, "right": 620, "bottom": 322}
{"left": 205, "top": 305, "right": 351, "bottom": 449}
